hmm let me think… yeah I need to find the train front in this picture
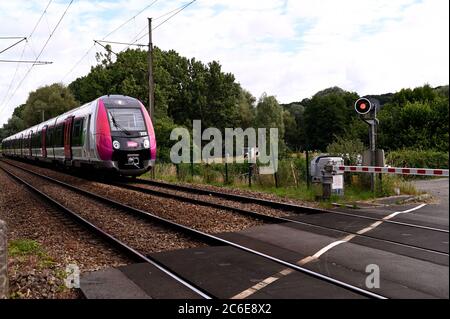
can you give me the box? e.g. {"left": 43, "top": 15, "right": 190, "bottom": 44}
{"left": 96, "top": 95, "right": 156, "bottom": 176}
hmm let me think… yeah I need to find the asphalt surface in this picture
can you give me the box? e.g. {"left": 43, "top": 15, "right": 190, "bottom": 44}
{"left": 411, "top": 178, "right": 449, "bottom": 228}
{"left": 81, "top": 178, "right": 449, "bottom": 299}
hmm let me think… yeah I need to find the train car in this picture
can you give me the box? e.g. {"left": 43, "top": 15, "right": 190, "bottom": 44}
{"left": 1, "top": 95, "right": 156, "bottom": 176}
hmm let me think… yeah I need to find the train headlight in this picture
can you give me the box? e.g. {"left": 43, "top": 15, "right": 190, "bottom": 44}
{"left": 113, "top": 140, "right": 121, "bottom": 150}
{"left": 143, "top": 139, "right": 150, "bottom": 149}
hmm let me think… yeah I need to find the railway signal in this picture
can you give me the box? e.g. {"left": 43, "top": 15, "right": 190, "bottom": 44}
{"left": 355, "top": 97, "right": 381, "bottom": 193}
{"left": 354, "top": 98, "right": 372, "bottom": 115}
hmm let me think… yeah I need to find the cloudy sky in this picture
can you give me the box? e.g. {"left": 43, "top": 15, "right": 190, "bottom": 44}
{"left": 0, "top": 0, "right": 448, "bottom": 125}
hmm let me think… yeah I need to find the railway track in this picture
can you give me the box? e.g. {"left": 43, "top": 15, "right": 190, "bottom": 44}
{"left": 4, "top": 158, "right": 447, "bottom": 258}
{"left": 128, "top": 177, "right": 449, "bottom": 234}
{"left": 0, "top": 160, "right": 387, "bottom": 299}
{"left": 111, "top": 176, "right": 448, "bottom": 257}
{"left": 0, "top": 163, "right": 212, "bottom": 299}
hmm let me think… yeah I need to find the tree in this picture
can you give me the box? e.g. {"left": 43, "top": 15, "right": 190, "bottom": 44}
{"left": 378, "top": 85, "right": 449, "bottom": 152}
{"left": 303, "top": 88, "right": 358, "bottom": 151}
{"left": 21, "top": 83, "right": 78, "bottom": 127}
{"left": 0, "top": 114, "right": 26, "bottom": 140}
{"left": 254, "top": 94, "right": 284, "bottom": 133}
{"left": 283, "top": 110, "right": 298, "bottom": 152}
{"left": 69, "top": 47, "right": 243, "bottom": 132}
{"left": 282, "top": 102, "right": 306, "bottom": 151}
{"left": 327, "top": 136, "right": 365, "bottom": 165}
{"left": 254, "top": 93, "right": 286, "bottom": 154}
{"left": 237, "top": 88, "right": 256, "bottom": 129}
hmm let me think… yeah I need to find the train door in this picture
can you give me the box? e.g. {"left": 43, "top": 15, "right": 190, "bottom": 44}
{"left": 85, "top": 114, "right": 91, "bottom": 159}
{"left": 42, "top": 126, "right": 48, "bottom": 158}
{"left": 64, "top": 117, "right": 74, "bottom": 160}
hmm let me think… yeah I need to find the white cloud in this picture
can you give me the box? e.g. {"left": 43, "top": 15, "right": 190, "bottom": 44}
{"left": 0, "top": 0, "right": 448, "bottom": 126}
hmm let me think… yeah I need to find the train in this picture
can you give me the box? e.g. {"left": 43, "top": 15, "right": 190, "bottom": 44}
{"left": 1, "top": 95, "right": 156, "bottom": 176}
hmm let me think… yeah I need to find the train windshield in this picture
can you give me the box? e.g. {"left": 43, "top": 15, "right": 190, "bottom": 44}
{"left": 107, "top": 108, "right": 146, "bottom": 133}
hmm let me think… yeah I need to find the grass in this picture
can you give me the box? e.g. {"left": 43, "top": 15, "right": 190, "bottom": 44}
{"left": 144, "top": 163, "right": 420, "bottom": 205}
{"left": 8, "top": 239, "right": 43, "bottom": 257}
{"left": 7, "top": 239, "right": 68, "bottom": 298}
{"left": 8, "top": 239, "right": 55, "bottom": 268}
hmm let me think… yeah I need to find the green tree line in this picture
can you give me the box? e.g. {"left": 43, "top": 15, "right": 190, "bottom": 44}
{"left": 1, "top": 46, "right": 448, "bottom": 161}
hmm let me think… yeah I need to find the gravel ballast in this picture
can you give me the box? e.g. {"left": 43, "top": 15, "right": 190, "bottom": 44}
{"left": 3, "top": 164, "right": 204, "bottom": 255}
{"left": 0, "top": 168, "right": 130, "bottom": 299}
{"left": 2, "top": 159, "right": 264, "bottom": 234}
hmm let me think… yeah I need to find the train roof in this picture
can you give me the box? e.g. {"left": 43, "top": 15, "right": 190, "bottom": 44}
{"left": 1, "top": 95, "right": 144, "bottom": 143}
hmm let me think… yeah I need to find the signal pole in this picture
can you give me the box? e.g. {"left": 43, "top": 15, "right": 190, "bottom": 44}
{"left": 147, "top": 18, "right": 155, "bottom": 122}
{"left": 355, "top": 98, "right": 380, "bottom": 194}
{"left": 368, "top": 118, "right": 377, "bottom": 193}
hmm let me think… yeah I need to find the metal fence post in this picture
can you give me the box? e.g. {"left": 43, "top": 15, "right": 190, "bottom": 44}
{"left": 0, "top": 220, "right": 7, "bottom": 299}
{"left": 248, "top": 162, "right": 252, "bottom": 188}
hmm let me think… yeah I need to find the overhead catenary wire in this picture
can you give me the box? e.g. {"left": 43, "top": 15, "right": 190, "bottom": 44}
{"left": 0, "top": 37, "right": 27, "bottom": 40}
{"left": 30, "top": 0, "right": 54, "bottom": 42}
{"left": 135, "top": 0, "right": 197, "bottom": 44}
{"left": 0, "top": 59, "right": 53, "bottom": 64}
{"left": 120, "top": 0, "right": 198, "bottom": 53}
{"left": 102, "top": 0, "right": 159, "bottom": 40}
{"left": 0, "top": 37, "right": 27, "bottom": 55}
{"left": 0, "top": 0, "right": 53, "bottom": 109}
{"left": 3, "top": 0, "right": 74, "bottom": 111}
{"left": 61, "top": 0, "right": 160, "bottom": 82}
{"left": 120, "top": 3, "right": 188, "bottom": 49}
{"left": 153, "top": 0, "right": 197, "bottom": 30}
{"left": 95, "top": 39, "right": 147, "bottom": 47}
{"left": 0, "top": 41, "right": 27, "bottom": 109}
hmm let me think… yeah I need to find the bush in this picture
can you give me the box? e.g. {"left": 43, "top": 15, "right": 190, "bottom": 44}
{"left": 386, "top": 149, "right": 449, "bottom": 169}
{"left": 326, "top": 136, "right": 365, "bottom": 165}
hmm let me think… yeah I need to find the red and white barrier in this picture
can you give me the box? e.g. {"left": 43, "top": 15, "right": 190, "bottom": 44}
{"left": 337, "top": 165, "right": 449, "bottom": 177}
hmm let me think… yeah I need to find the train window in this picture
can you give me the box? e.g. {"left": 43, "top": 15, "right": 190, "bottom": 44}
{"left": 47, "top": 127, "right": 53, "bottom": 147}
{"left": 31, "top": 133, "right": 36, "bottom": 148}
{"left": 59, "top": 125, "right": 64, "bottom": 147}
{"left": 31, "top": 133, "right": 35, "bottom": 148}
{"left": 54, "top": 125, "right": 64, "bottom": 147}
{"left": 72, "top": 118, "right": 84, "bottom": 146}
{"left": 37, "top": 131, "right": 42, "bottom": 148}
{"left": 34, "top": 132, "right": 39, "bottom": 148}
{"left": 107, "top": 108, "right": 146, "bottom": 132}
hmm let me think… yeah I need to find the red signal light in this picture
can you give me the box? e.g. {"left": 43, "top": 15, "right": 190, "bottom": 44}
{"left": 355, "top": 98, "right": 372, "bottom": 115}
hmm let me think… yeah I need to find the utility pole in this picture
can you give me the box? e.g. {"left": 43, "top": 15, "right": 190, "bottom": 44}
{"left": 147, "top": 18, "right": 155, "bottom": 122}
{"left": 148, "top": 17, "right": 156, "bottom": 179}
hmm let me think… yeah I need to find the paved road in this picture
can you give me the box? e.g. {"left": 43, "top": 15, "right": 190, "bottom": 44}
{"left": 414, "top": 178, "right": 448, "bottom": 209}
{"left": 412, "top": 178, "right": 449, "bottom": 228}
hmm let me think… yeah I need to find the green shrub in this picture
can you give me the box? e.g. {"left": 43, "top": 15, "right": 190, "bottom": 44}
{"left": 326, "top": 136, "right": 365, "bottom": 165}
{"left": 386, "top": 149, "right": 448, "bottom": 169}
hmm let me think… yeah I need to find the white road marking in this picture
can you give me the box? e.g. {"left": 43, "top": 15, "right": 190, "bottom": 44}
{"left": 383, "top": 203, "right": 427, "bottom": 220}
{"left": 230, "top": 203, "right": 427, "bottom": 299}
{"left": 312, "top": 240, "right": 347, "bottom": 258}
